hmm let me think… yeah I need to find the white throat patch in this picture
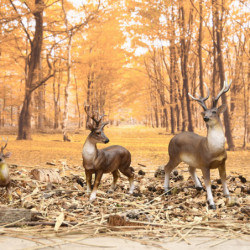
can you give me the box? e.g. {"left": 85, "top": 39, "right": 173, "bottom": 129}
{"left": 207, "top": 128, "right": 225, "bottom": 153}
{"left": 82, "top": 139, "right": 96, "bottom": 162}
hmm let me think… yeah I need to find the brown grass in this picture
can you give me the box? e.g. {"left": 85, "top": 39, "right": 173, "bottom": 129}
{"left": 3, "top": 125, "right": 249, "bottom": 177}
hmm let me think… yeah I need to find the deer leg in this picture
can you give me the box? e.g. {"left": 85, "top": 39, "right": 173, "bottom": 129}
{"left": 109, "top": 170, "right": 120, "bottom": 192}
{"left": 119, "top": 164, "right": 134, "bottom": 194}
{"left": 164, "top": 158, "right": 180, "bottom": 193}
{"left": 218, "top": 162, "right": 230, "bottom": 198}
{"left": 202, "top": 168, "right": 216, "bottom": 209}
{"left": 89, "top": 171, "right": 103, "bottom": 202}
{"left": 188, "top": 166, "right": 203, "bottom": 190}
{"left": 85, "top": 170, "right": 92, "bottom": 193}
{"left": 6, "top": 183, "right": 12, "bottom": 203}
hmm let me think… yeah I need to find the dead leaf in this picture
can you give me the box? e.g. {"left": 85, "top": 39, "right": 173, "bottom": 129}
{"left": 54, "top": 212, "right": 64, "bottom": 231}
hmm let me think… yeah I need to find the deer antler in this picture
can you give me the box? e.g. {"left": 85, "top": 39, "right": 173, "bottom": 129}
{"left": 1, "top": 137, "right": 8, "bottom": 153}
{"left": 84, "top": 104, "right": 99, "bottom": 124}
{"left": 213, "top": 76, "right": 232, "bottom": 107}
{"left": 84, "top": 104, "right": 106, "bottom": 127}
{"left": 188, "top": 82, "right": 210, "bottom": 111}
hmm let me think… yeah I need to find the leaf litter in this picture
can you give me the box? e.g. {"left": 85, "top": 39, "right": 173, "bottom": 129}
{"left": 0, "top": 161, "right": 249, "bottom": 246}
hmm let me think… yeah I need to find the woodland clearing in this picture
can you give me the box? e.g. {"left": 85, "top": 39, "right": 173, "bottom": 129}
{"left": 0, "top": 126, "right": 249, "bottom": 249}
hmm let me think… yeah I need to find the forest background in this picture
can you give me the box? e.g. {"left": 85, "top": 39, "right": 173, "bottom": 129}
{"left": 0, "top": 0, "right": 249, "bottom": 151}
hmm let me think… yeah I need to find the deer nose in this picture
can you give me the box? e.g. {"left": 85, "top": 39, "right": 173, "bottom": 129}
{"left": 104, "top": 139, "right": 109, "bottom": 144}
{"left": 204, "top": 117, "right": 209, "bottom": 122}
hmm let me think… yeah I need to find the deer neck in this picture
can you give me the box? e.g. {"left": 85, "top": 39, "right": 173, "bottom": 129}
{"left": 82, "top": 136, "right": 98, "bottom": 163}
{"left": 206, "top": 122, "right": 225, "bottom": 154}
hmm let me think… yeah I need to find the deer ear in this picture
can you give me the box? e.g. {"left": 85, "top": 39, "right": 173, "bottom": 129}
{"left": 3, "top": 152, "right": 11, "bottom": 158}
{"left": 86, "top": 122, "right": 94, "bottom": 131}
{"left": 217, "top": 104, "right": 227, "bottom": 114}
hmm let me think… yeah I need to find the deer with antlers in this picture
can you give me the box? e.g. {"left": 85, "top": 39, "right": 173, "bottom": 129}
{"left": 164, "top": 79, "right": 232, "bottom": 209}
{"left": 82, "top": 106, "right": 134, "bottom": 202}
{"left": 0, "top": 137, "right": 12, "bottom": 202}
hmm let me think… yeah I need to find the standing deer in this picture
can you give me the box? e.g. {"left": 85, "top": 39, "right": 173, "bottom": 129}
{"left": 0, "top": 137, "right": 12, "bottom": 202}
{"left": 164, "top": 79, "right": 232, "bottom": 209}
{"left": 82, "top": 106, "right": 134, "bottom": 202}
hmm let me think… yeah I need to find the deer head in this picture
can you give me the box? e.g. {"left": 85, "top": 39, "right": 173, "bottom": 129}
{"left": 84, "top": 105, "right": 109, "bottom": 144}
{"left": 0, "top": 137, "right": 11, "bottom": 163}
{"left": 188, "top": 78, "right": 232, "bottom": 126}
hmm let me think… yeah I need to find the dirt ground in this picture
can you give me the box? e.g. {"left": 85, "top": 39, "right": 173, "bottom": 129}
{"left": 0, "top": 126, "right": 249, "bottom": 250}
{"left": 0, "top": 235, "right": 250, "bottom": 250}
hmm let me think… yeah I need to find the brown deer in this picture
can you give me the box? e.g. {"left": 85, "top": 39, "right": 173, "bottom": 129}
{"left": 0, "top": 137, "right": 12, "bottom": 202}
{"left": 82, "top": 106, "right": 134, "bottom": 202}
{"left": 164, "top": 79, "right": 232, "bottom": 209}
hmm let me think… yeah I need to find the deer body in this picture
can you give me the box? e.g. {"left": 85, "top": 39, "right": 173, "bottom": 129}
{"left": 164, "top": 81, "right": 231, "bottom": 209}
{"left": 0, "top": 138, "right": 12, "bottom": 202}
{"left": 0, "top": 163, "right": 10, "bottom": 186}
{"left": 82, "top": 106, "right": 134, "bottom": 202}
{"left": 171, "top": 130, "right": 226, "bottom": 170}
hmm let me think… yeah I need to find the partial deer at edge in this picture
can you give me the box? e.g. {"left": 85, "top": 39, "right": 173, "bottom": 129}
{"left": 0, "top": 137, "right": 12, "bottom": 202}
{"left": 82, "top": 105, "right": 135, "bottom": 202}
{"left": 164, "top": 79, "right": 232, "bottom": 209}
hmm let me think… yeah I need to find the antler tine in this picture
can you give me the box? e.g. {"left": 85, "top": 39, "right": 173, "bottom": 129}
{"left": 84, "top": 104, "right": 99, "bottom": 124}
{"left": 92, "top": 111, "right": 107, "bottom": 126}
{"left": 213, "top": 76, "right": 232, "bottom": 107}
{"left": 188, "top": 82, "right": 210, "bottom": 111}
{"left": 1, "top": 136, "right": 8, "bottom": 152}
{"left": 98, "top": 114, "right": 106, "bottom": 122}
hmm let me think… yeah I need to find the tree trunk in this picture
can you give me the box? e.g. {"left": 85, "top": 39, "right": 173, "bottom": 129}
{"left": 62, "top": 0, "right": 72, "bottom": 135}
{"left": 74, "top": 74, "right": 81, "bottom": 128}
{"left": 242, "top": 76, "right": 249, "bottom": 148}
{"left": 37, "top": 56, "right": 45, "bottom": 129}
{"left": 17, "top": 92, "right": 32, "bottom": 140}
{"left": 17, "top": 0, "right": 44, "bottom": 140}
{"left": 199, "top": 0, "right": 204, "bottom": 97}
{"left": 53, "top": 71, "right": 61, "bottom": 129}
{"left": 180, "top": 4, "right": 193, "bottom": 132}
{"left": 215, "top": 0, "right": 235, "bottom": 150}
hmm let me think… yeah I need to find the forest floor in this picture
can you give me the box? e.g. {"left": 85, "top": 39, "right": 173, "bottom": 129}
{"left": 0, "top": 126, "right": 249, "bottom": 249}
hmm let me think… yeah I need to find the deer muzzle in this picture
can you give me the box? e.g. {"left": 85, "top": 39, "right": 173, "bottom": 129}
{"left": 104, "top": 139, "right": 110, "bottom": 144}
{"left": 204, "top": 117, "right": 209, "bottom": 122}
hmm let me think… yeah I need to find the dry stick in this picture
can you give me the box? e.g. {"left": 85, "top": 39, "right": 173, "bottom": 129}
{"left": 68, "top": 241, "right": 116, "bottom": 248}
{"left": 24, "top": 236, "right": 89, "bottom": 250}
{"left": 176, "top": 227, "right": 194, "bottom": 243}
{"left": 145, "top": 189, "right": 174, "bottom": 205}
{"left": 138, "top": 163, "right": 147, "bottom": 168}
{"left": 165, "top": 212, "right": 191, "bottom": 245}
{"left": 2, "top": 218, "right": 25, "bottom": 227}
{"left": 8, "top": 235, "right": 46, "bottom": 246}
{"left": 209, "top": 238, "right": 230, "bottom": 248}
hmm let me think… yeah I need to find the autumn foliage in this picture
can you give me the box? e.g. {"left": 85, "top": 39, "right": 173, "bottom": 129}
{"left": 0, "top": 0, "right": 248, "bottom": 149}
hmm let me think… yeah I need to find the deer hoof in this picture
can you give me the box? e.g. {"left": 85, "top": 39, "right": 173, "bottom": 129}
{"left": 89, "top": 193, "right": 96, "bottom": 202}
{"left": 164, "top": 190, "right": 172, "bottom": 195}
{"left": 208, "top": 204, "right": 216, "bottom": 210}
{"left": 195, "top": 186, "right": 204, "bottom": 191}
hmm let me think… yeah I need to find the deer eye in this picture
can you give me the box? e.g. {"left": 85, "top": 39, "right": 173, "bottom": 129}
{"left": 96, "top": 131, "right": 101, "bottom": 135}
{"left": 212, "top": 111, "right": 217, "bottom": 114}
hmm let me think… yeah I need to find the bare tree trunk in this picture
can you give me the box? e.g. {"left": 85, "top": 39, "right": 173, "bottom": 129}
{"left": 62, "top": 0, "right": 72, "bottom": 136}
{"left": 53, "top": 69, "right": 61, "bottom": 129}
{"left": 37, "top": 57, "right": 45, "bottom": 129}
{"left": 18, "top": 92, "right": 32, "bottom": 140}
{"left": 243, "top": 76, "right": 249, "bottom": 148}
{"left": 17, "top": 0, "right": 44, "bottom": 140}
{"left": 74, "top": 74, "right": 81, "bottom": 128}
{"left": 199, "top": 0, "right": 204, "bottom": 97}
{"left": 179, "top": 3, "right": 193, "bottom": 132}
{"left": 215, "top": 0, "right": 235, "bottom": 150}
